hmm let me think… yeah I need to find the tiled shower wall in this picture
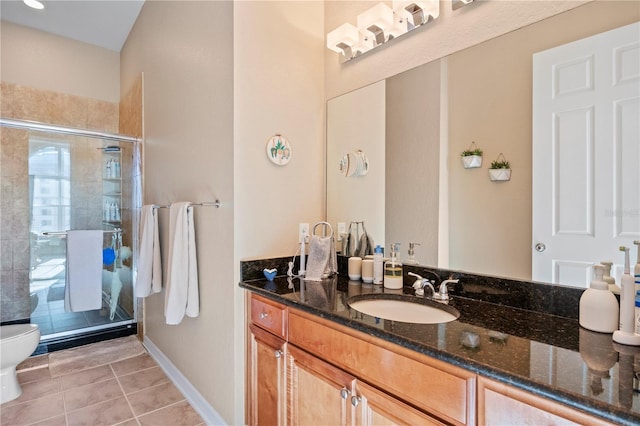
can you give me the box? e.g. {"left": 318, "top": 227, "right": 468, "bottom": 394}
{"left": 0, "top": 82, "right": 119, "bottom": 322}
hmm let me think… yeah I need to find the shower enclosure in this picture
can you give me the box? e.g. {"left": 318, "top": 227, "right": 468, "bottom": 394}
{"left": 1, "top": 118, "right": 140, "bottom": 350}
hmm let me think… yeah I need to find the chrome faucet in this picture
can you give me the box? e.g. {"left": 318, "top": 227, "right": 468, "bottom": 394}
{"left": 409, "top": 272, "right": 459, "bottom": 302}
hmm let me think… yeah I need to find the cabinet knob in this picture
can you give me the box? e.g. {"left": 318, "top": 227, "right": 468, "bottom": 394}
{"left": 274, "top": 350, "right": 283, "bottom": 359}
{"left": 351, "top": 396, "right": 361, "bottom": 407}
{"left": 259, "top": 312, "right": 268, "bottom": 319}
{"left": 340, "top": 388, "right": 350, "bottom": 400}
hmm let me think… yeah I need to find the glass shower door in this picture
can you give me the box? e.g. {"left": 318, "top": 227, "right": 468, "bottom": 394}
{"left": 27, "top": 131, "right": 137, "bottom": 339}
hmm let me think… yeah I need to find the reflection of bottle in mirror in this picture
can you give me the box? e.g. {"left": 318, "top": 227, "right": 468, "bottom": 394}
{"left": 405, "top": 242, "right": 420, "bottom": 265}
{"left": 384, "top": 243, "right": 403, "bottom": 290}
{"left": 601, "top": 261, "right": 619, "bottom": 293}
{"left": 373, "top": 245, "right": 383, "bottom": 285}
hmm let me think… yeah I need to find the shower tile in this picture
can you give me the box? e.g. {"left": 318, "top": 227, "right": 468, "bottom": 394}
{"left": 127, "top": 381, "right": 185, "bottom": 416}
{"left": 1, "top": 240, "right": 13, "bottom": 271}
{"left": 137, "top": 400, "right": 204, "bottom": 426}
{"left": 12, "top": 239, "right": 30, "bottom": 270}
{"left": 87, "top": 100, "right": 119, "bottom": 133}
{"left": 0, "top": 392, "right": 65, "bottom": 426}
{"left": 64, "top": 377, "right": 124, "bottom": 411}
{"left": 1, "top": 82, "right": 15, "bottom": 117}
{"left": 67, "top": 396, "right": 134, "bottom": 426}
{"left": 61, "top": 364, "right": 114, "bottom": 390}
{"left": 118, "top": 366, "right": 169, "bottom": 395}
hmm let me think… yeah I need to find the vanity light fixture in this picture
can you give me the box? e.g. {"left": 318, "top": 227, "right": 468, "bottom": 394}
{"left": 452, "top": 0, "right": 475, "bottom": 11}
{"left": 23, "top": 0, "right": 45, "bottom": 10}
{"left": 327, "top": 0, "right": 439, "bottom": 63}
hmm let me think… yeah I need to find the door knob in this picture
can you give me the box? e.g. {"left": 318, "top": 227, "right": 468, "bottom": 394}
{"left": 535, "top": 243, "right": 546, "bottom": 252}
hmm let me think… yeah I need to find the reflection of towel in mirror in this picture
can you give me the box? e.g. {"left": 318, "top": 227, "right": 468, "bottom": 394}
{"left": 64, "top": 230, "right": 103, "bottom": 312}
{"left": 355, "top": 223, "right": 375, "bottom": 258}
{"left": 305, "top": 235, "right": 337, "bottom": 281}
{"left": 136, "top": 205, "right": 162, "bottom": 297}
{"left": 165, "top": 202, "right": 199, "bottom": 325}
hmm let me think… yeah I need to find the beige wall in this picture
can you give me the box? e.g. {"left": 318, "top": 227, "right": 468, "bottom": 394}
{"left": 386, "top": 61, "right": 441, "bottom": 266}
{"left": 120, "top": 1, "right": 236, "bottom": 423}
{"left": 0, "top": 22, "right": 120, "bottom": 103}
{"left": 233, "top": 2, "right": 325, "bottom": 420}
{"left": 324, "top": 0, "right": 591, "bottom": 100}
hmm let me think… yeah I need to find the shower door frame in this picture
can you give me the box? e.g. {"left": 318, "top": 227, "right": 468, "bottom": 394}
{"left": 1, "top": 117, "right": 142, "bottom": 345}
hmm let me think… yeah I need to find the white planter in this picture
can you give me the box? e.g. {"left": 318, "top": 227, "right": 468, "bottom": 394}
{"left": 461, "top": 155, "right": 482, "bottom": 169}
{"left": 489, "top": 168, "right": 512, "bottom": 181}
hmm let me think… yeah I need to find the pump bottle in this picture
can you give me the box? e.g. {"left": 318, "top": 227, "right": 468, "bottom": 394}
{"left": 373, "top": 245, "right": 383, "bottom": 285}
{"left": 405, "top": 242, "right": 420, "bottom": 265}
{"left": 579, "top": 264, "right": 618, "bottom": 333}
{"left": 613, "top": 246, "right": 640, "bottom": 346}
{"left": 384, "top": 243, "right": 403, "bottom": 290}
{"left": 600, "top": 261, "right": 619, "bottom": 293}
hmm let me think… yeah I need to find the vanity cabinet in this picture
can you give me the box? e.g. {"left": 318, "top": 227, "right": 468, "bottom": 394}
{"left": 477, "top": 377, "right": 612, "bottom": 426}
{"left": 247, "top": 293, "right": 475, "bottom": 426}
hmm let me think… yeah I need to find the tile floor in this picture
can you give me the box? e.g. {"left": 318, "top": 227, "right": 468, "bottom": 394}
{"left": 0, "top": 338, "right": 205, "bottom": 426}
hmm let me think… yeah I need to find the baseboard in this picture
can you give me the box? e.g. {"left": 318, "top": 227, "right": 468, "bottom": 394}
{"left": 143, "top": 336, "right": 227, "bottom": 425}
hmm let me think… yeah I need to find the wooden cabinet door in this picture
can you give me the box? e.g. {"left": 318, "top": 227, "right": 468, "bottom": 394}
{"left": 478, "top": 376, "right": 613, "bottom": 426}
{"left": 287, "top": 344, "right": 355, "bottom": 426}
{"left": 351, "top": 380, "right": 446, "bottom": 426}
{"left": 249, "top": 324, "right": 286, "bottom": 426}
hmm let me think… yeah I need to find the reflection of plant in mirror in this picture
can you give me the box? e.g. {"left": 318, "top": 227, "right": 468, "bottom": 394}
{"left": 490, "top": 159, "right": 510, "bottom": 169}
{"left": 460, "top": 148, "right": 483, "bottom": 157}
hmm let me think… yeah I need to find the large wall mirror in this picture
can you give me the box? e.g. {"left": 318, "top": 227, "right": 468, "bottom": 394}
{"left": 327, "top": 1, "right": 640, "bottom": 287}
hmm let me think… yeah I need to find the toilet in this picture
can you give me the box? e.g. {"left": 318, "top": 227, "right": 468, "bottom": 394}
{"left": 0, "top": 324, "right": 40, "bottom": 404}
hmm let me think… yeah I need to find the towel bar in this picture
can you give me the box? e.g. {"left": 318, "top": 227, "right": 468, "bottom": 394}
{"left": 43, "top": 228, "right": 123, "bottom": 238}
{"left": 153, "top": 200, "right": 220, "bottom": 209}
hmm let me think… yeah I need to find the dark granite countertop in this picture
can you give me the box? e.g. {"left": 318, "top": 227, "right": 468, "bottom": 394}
{"left": 239, "top": 259, "right": 640, "bottom": 425}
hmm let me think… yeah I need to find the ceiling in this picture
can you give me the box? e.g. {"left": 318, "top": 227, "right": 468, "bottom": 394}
{"left": 0, "top": 0, "right": 145, "bottom": 52}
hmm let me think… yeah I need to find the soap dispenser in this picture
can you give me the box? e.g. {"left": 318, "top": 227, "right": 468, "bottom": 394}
{"left": 384, "top": 243, "right": 403, "bottom": 290}
{"left": 405, "top": 242, "right": 421, "bottom": 265}
{"left": 579, "top": 264, "right": 619, "bottom": 333}
{"left": 613, "top": 247, "right": 640, "bottom": 346}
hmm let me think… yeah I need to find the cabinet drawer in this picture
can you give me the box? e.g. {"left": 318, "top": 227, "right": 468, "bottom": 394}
{"left": 250, "top": 294, "right": 287, "bottom": 339}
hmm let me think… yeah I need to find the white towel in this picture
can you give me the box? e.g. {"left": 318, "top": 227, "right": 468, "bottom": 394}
{"left": 304, "top": 235, "right": 337, "bottom": 281}
{"left": 64, "top": 230, "right": 103, "bottom": 312}
{"left": 136, "top": 205, "right": 162, "bottom": 297}
{"left": 165, "top": 202, "right": 199, "bottom": 325}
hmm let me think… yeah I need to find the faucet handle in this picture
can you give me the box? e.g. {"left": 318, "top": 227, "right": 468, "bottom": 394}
{"left": 438, "top": 279, "right": 459, "bottom": 298}
{"left": 408, "top": 272, "right": 423, "bottom": 289}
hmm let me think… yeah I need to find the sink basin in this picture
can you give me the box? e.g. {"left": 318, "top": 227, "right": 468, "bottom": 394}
{"left": 348, "top": 295, "right": 460, "bottom": 324}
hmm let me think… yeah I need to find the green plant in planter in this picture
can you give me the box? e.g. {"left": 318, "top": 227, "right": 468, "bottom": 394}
{"left": 490, "top": 159, "right": 510, "bottom": 169}
{"left": 460, "top": 148, "right": 483, "bottom": 157}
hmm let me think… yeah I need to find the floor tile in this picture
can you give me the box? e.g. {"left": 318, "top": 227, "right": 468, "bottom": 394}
{"left": 63, "top": 378, "right": 124, "bottom": 412}
{"left": 127, "top": 381, "right": 185, "bottom": 416}
{"left": 111, "top": 354, "right": 157, "bottom": 377}
{"left": 29, "top": 414, "right": 67, "bottom": 426}
{"left": 118, "top": 366, "right": 169, "bottom": 394}
{"left": 113, "top": 419, "right": 139, "bottom": 426}
{"left": 138, "top": 400, "right": 204, "bottom": 426}
{"left": 17, "top": 366, "right": 51, "bottom": 384}
{"left": 66, "top": 396, "right": 134, "bottom": 426}
{"left": 0, "top": 392, "right": 65, "bottom": 425}
{"left": 17, "top": 354, "right": 49, "bottom": 371}
{"left": 2, "top": 377, "right": 61, "bottom": 407}
{"left": 60, "top": 364, "right": 114, "bottom": 390}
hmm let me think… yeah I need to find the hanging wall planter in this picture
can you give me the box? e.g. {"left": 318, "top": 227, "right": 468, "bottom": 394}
{"left": 460, "top": 141, "right": 483, "bottom": 169}
{"left": 489, "top": 153, "right": 512, "bottom": 181}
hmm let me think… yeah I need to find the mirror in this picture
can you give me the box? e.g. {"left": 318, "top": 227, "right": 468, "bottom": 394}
{"left": 327, "top": 1, "right": 640, "bottom": 285}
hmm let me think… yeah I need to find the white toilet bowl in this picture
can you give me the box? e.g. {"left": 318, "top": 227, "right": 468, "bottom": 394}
{"left": 0, "top": 324, "right": 40, "bottom": 404}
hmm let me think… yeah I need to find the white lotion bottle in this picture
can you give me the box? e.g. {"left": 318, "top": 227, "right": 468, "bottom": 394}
{"left": 579, "top": 264, "right": 619, "bottom": 333}
{"left": 613, "top": 246, "right": 640, "bottom": 346}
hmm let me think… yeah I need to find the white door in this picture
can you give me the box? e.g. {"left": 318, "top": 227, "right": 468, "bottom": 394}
{"left": 533, "top": 22, "right": 640, "bottom": 288}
